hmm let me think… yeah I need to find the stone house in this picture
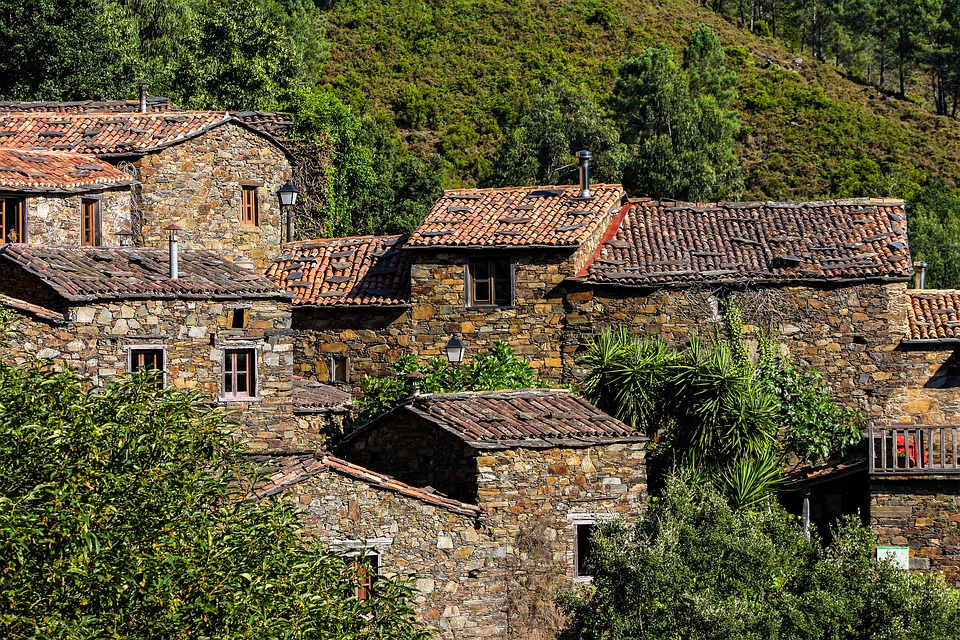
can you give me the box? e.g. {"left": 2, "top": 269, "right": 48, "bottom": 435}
{"left": 261, "top": 387, "right": 647, "bottom": 640}
{"left": 0, "top": 107, "right": 294, "bottom": 270}
{"left": 0, "top": 243, "right": 307, "bottom": 450}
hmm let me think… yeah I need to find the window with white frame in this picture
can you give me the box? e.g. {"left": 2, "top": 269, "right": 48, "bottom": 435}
{"left": 222, "top": 347, "right": 256, "bottom": 398}
{"left": 568, "top": 513, "right": 615, "bottom": 581}
{"left": 331, "top": 538, "right": 391, "bottom": 601}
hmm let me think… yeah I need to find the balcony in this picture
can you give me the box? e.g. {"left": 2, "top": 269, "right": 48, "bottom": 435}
{"left": 869, "top": 424, "right": 960, "bottom": 475}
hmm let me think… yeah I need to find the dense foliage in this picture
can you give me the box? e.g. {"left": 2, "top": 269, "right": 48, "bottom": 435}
{"left": 560, "top": 474, "right": 960, "bottom": 640}
{"left": 354, "top": 341, "right": 544, "bottom": 423}
{"left": 0, "top": 364, "right": 427, "bottom": 639}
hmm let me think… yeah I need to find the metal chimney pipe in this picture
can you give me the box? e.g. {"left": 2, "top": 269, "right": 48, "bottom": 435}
{"left": 138, "top": 82, "right": 148, "bottom": 113}
{"left": 576, "top": 150, "right": 593, "bottom": 199}
{"left": 914, "top": 260, "right": 928, "bottom": 289}
{"left": 165, "top": 224, "right": 181, "bottom": 279}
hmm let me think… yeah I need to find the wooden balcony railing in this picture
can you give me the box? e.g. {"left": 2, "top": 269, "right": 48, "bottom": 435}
{"left": 869, "top": 424, "right": 960, "bottom": 474}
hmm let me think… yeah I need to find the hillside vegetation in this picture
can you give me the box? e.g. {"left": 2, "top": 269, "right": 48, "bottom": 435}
{"left": 321, "top": 0, "right": 960, "bottom": 199}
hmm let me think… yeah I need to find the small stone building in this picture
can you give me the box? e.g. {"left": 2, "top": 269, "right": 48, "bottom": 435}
{"left": 0, "top": 109, "right": 294, "bottom": 270}
{"left": 261, "top": 388, "right": 647, "bottom": 640}
{"left": 0, "top": 243, "right": 304, "bottom": 449}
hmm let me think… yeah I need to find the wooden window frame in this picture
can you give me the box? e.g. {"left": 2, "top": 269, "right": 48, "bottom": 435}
{"left": 222, "top": 347, "right": 257, "bottom": 400}
{"left": 81, "top": 198, "right": 101, "bottom": 246}
{"left": 329, "top": 354, "right": 349, "bottom": 383}
{"left": 127, "top": 346, "right": 166, "bottom": 388}
{"left": 1, "top": 196, "right": 26, "bottom": 243}
{"left": 465, "top": 257, "right": 514, "bottom": 308}
{"left": 352, "top": 553, "right": 380, "bottom": 601}
{"left": 240, "top": 186, "right": 259, "bottom": 226}
{"left": 568, "top": 513, "right": 615, "bottom": 582}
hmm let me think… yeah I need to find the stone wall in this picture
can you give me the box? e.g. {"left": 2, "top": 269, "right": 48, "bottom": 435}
{"left": 5, "top": 297, "right": 306, "bottom": 451}
{"left": 282, "top": 467, "right": 506, "bottom": 639}
{"left": 563, "top": 281, "right": 913, "bottom": 423}
{"left": 871, "top": 478, "right": 960, "bottom": 583}
{"left": 885, "top": 346, "right": 960, "bottom": 425}
{"left": 26, "top": 188, "right": 131, "bottom": 246}
{"left": 132, "top": 122, "right": 293, "bottom": 271}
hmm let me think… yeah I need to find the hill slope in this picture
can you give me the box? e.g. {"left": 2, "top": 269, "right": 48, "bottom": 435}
{"left": 320, "top": 0, "right": 960, "bottom": 198}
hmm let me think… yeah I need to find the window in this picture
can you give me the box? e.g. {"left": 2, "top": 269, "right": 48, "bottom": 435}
{"left": 240, "top": 186, "right": 259, "bottom": 226}
{"left": 352, "top": 554, "right": 380, "bottom": 601}
{"left": 467, "top": 258, "right": 513, "bottom": 307}
{"left": 128, "top": 347, "right": 165, "bottom": 388}
{"left": 575, "top": 523, "right": 596, "bottom": 579}
{"left": 223, "top": 348, "right": 256, "bottom": 398}
{"left": 329, "top": 355, "right": 349, "bottom": 383}
{"left": 1, "top": 197, "right": 25, "bottom": 243}
{"left": 81, "top": 199, "right": 100, "bottom": 246}
{"left": 230, "top": 307, "right": 247, "bottom": 329}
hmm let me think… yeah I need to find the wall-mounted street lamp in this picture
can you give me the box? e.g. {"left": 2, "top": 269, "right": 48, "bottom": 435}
{"left": 277, "top": 180, "right": 298, "bottom": 243}
{"left": 445, "top": 335, "right": 465, "bottom": 365}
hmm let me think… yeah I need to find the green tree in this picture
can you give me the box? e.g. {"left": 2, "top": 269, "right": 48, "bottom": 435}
{"left": 907, "top": 182, "right": 960, "bottom": 289}
{"left": 0, "top": 0, "right": 138, "bottom": 100}
{"left": 483, "top": 78, "right": 624, "bottom": 188}
{"left": 613, "top": 25, "right": 743, "bottom": 202}
{"left": 560, "top": 474, "right": 960, "bottom": 640}
{"left": 354, "top": 341, "right": 544, "bottom": 423}
{"left": 0, "top": 363, "right": 427, "bottom": 639}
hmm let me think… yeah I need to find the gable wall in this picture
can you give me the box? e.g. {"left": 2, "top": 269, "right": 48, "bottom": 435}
{"left": 282, "top": 468, "right": 505, "bottom": 639}
{"left": 5, "top": 297, "right": 301, "bottom": 450}
{"left": 132, "top": 122, "right": 292, "bottom": 271}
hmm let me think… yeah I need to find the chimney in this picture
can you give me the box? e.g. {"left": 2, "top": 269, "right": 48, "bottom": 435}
{"left": 914, "top": 260, "right": 928, "bottom": 290}
{"left": 575, "top": 150, "right": 593, "bottom": 200}
{"left": 165, "top": 224, "right": 181, "bottom": 279}
{"left": 138, "top": 82, "right": 149, "bottom": 113}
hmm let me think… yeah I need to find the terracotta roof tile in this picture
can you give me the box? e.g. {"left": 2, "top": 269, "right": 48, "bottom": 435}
{"left": 255, "top": 453, "right": 483, "bottom": 517}
{"left": 266, "top": 235, "right": 410, "bottom": 306}
{"left": 0, "top": 293, "right": 65, "bottom": 322}
{"left": 0, "top": 149, "right": 133, "bottom": 192}
{"left": 406, "top": 184, "right": 625, "bottom": 248}
{"left": 0, "top": 111, "right": 235, "bottom": 156}
{"left": 396, "top": 388, "right": 643, "bottom": 448}
{"left": 906, "top": 290, "right": 960, "bottom": 341}
{"left": 579, "top": 199, "right": 911, "bottom": 285}
{"left": 292, "top": 377, "right": 352, "bottom": 410}
{"left": 784, "top": 456, "right": 867, "bottom": 486}
{"left": 0, "top": 98, "right": 180, "bottom": 113}
{"left": 0, "top": 245, "right": 289, "bottom": 302}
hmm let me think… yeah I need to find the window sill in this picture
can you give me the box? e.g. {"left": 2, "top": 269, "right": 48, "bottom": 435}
{"left": 573, "top": 575, "right": 593, "bottom": 584}
{"left": 465, "top": 305, "right": 515, "bottom": 311}
{"left": 218, "top": 395, "right": 261, "bottom": 403}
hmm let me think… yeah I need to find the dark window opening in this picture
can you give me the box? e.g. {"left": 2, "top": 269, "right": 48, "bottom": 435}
{"left": 129, "top": 348, "right": 164, "bottom": 388}
{"left": 926, "top": 350, "right": 960, "bottom": 389}
{"left": 223, "top": 348, "right": 256, "bottom": 398}
{"left": 575, "top": 523, "right": 596, "bottom": 578}
{"left": 1, "top": 197, "right": 25, "bottom": 243}
{"left": 230, "top": 308, "right": 247, "bottom": 329}
{"left": 241, "top": 186, "right": 259, "bottom": 226}
{"left": 468, "top": 258, "right": 512, "bottom": 307}
{"left": 329, "top": 355, "right": 349, "bottom": 383}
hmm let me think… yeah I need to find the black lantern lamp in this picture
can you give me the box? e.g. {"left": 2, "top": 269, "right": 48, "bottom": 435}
{"left": 444, "top": 335, "right": 465, "bottom": 365}
{"left": 277, "top": 180, "right": 298, "bottom": 242}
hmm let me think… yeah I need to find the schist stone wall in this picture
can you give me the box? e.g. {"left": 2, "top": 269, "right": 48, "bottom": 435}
{"left": 6, "top": 298, "right": 301, "bottom": 450}
{"left": 887, "top": 346, "right": 960, "bottom": 425}
{"left": 406, "top": 249, "right": 573, "bottom": 375}
{"left": 132, "top": 122, "right": 293, "bottom": 271}
{"left": 563, "top": 281, "right": 913, "bottom": 422}
{"left": 281, "top": 467, "right": 506, "bottom": 639}
{"left": 26, "top": 188, "right": 131, "bottom": 246}
{"left": 871, "top": 479, "right": 960, "bottom": 583}
{"left": 339, "top": 415, "right": 647, "bottom": 638}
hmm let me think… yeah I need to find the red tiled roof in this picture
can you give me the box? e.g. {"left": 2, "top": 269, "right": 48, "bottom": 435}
{"left": 406, "top": 184, "right": 625, "bottom": 248}
{"left": 0, "top": 245, "right": 289, "bottom": 302}
{"left": 578, "top": 199, "right": 911, "bottom": 286}
{"left": 292, "top": 377, "right": 352, "bottom": 411}
{"left": 255, "top": 453, "right": 483, "bottom": 517}
{"left": 906, "top": 290, "right": 960, "bottom": 342}
{"left": 0, "top": 149, "right": 133, "bottom": 193}
{"left": 266, "top": 235, "right": 411, "bottom": 306}
{"left": 231, "top": 111, "right": 294, "bottom": 138}
{"left": 0, "top": 293, "right": 65, "bottom": 322}
{"left": 0, "top": 111, "right": 236, "bottom": 156}
{"left": 395, "top": 388, "right": 643, "bottom": 448}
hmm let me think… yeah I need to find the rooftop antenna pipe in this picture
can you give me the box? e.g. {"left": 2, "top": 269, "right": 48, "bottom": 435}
{"left": 576, "top": 150, "right": 593, "bottom": 199}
